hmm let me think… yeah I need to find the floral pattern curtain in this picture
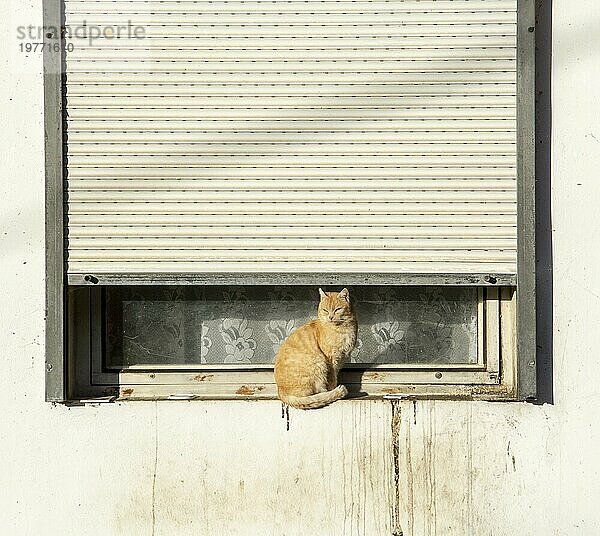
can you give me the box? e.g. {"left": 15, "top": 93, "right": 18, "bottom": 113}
{"left": 106, "top": 286, "right": 478, "bottom": 367}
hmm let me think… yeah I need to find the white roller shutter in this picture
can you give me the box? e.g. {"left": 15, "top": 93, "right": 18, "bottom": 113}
{"left": 63, "top": 0, "right": 518, "bottom": 278}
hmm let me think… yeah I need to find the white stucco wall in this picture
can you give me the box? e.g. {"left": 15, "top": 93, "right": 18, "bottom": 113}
{"left": 2, "top": 1, "right": 599, "bottom": 534}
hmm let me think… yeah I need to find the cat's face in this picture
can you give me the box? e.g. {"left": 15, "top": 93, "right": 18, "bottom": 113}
{"left": 317, "top": 288, "right": 354, "bottom": 325}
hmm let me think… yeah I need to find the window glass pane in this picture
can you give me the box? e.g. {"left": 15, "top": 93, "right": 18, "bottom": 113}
{"left": 105, "top": 286, "right": 478, "bottom": 367}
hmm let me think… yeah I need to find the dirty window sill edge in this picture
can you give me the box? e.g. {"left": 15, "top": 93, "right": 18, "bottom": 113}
{"left": 62, "top": 386, "right": 520, "bottom": 405}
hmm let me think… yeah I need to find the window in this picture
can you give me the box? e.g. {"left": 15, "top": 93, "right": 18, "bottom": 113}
{"left": 45, "top": 0, "right": 535, "bottom": 402}
{"left": 67, "top": 285, "right": 515, "bottom": 399}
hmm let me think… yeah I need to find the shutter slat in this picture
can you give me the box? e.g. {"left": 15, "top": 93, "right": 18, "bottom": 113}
{"left": 67, "top": 112, "right": 516, "bottom": 124}
{"left": 65, "top": 84, "right": 516, "bottom": 97}
{"left": 68, "top": 250, "right": 516, "bottom": 262}
{"left": 67, "top": 143, "right": 516, "bottom": 156}
{"left": 68, "top": 166, "right": 516, "bottom": 179}
{"left": 69, "top": 214, "right": 517, "bottom": 225}
{"left": 68, "top": 132, "right": 515, "bottom": 143}
{"left": 69, "top": 225, "right": 516, "bottom": 238}
{"left": 67, "top": 119, "right": 516, "bottom": 132}
{"left": 66, "top": 73, "right": 516, "bottom": 84}
{"left": 66, "top": 261, "right": 515, "bottom": 275}
{"left": 69, "top": 237, "right": 516, "bottom": 249}
{"left": 67, "top": 155, "right": 516, "bottom": 167}
{"left": 65, "top": 36, "right": 516, "bottom": 49}
{"left": 66, "top": 201, "right": 516, "bottom": 214}
{"left": 64, "top": 24, "right": 516, "bottom": 38}
{"left": 67, "top": 49, "right": 516, "bottom": 62}
{"left": 63, "top": 0, "right": 515, "bottom": 9}
{"left": 67, "top": 179, "right": 517, "bottom": 190}
{"left": 68, "top": 190, "right": 516, "bottom": 203}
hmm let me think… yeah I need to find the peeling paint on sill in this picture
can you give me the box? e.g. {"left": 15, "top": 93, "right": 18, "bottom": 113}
{"left": 235, "top": 385, "right": 265, "bottom": 396}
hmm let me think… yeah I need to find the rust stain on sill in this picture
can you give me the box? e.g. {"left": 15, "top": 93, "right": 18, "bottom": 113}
{"left": 362, "top": 371, "right": 387, "bottom": 381}
{"left": 192, "top": 374, "right": 214, "bottom": 382}
{"left": 235, "top": 385, "right": 265, "bottom": 396}
{"left": 121, "top": 388, "right": 134, "bottom": 396}
{"left": 382, "top": 387, "right": 402, "bottom": 394}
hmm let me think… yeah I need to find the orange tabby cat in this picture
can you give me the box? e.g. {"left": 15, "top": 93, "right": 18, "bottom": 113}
{"left": 274, "top": 288, "right": 357, "bottom": 409}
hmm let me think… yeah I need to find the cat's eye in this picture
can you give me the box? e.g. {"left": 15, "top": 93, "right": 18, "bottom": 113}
{"left": 321, "top": 308, "right": 329, "bottom": 314}
{"left": 334, "top": 307, "right": 343, "bottom": 313}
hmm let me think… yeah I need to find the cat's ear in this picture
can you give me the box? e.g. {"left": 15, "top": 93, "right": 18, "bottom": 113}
{"left": 318, "top": 288, "right": 327, "bottom": 300}
{"left": 338, "top": 288, "right": 350, "bottom": 301}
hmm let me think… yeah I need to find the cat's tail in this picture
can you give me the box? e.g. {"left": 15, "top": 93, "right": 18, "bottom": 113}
{"left": 279, "top": 385, "right": 348, "bottom": 410}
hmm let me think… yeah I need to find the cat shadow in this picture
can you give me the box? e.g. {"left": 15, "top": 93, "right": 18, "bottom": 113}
{"left": 341, "top": 369, "right": 371, "bottom": 400}
{"left": 345, "top": 389, "right": 369, "bottom": 400}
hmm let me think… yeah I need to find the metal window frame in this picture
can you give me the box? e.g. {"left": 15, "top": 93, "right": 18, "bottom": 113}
{"left": 44, "top": 0, "right": 65, "bottom": 402}
{"left": 67, "top": 286, "right": 515, "bottom": 401}
{"left": 91, "top": 287, "right": 495, "bottom": 376}
{"left": 515, "top": 0, "right": 537, "bottom": 400}
{"left": 44, "top": 0, "right": 536, "bottom": 402}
